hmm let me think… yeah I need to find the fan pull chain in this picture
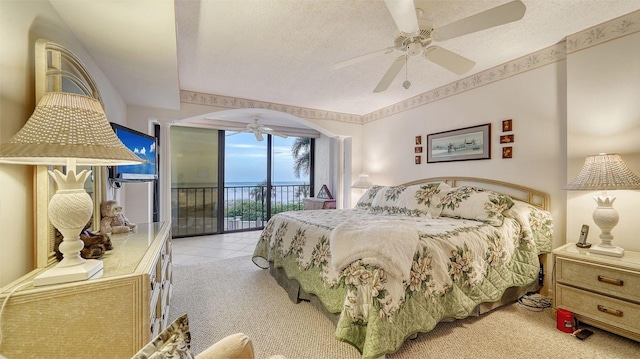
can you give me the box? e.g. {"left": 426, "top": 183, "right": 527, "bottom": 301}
{"left": 403, "top": 54, "right": 411, "bottom": 89}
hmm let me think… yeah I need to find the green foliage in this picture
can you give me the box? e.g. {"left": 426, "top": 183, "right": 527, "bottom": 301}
{"left": 292, "top": 137, "right": 311, "bottom": 178}
{"left": 224, "top": 200, "right": 304, "bottom": 221}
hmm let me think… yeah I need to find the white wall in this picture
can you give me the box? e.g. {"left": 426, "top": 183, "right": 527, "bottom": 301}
{"left": 362, "top": 62, "right": 567, "bottom": 250}
{"left": 567, "top": 31, "right": 640, "bottom": 252}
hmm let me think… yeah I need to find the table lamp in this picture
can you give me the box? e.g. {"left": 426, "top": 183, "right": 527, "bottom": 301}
{"left": 351, "top": 173, "right": 373, "bottom": 189}
{"left": 0, "top": 92, "right": 142, "bottom": 286}
{"left": 566, "top": 153, "right": 640, "bottom": 257}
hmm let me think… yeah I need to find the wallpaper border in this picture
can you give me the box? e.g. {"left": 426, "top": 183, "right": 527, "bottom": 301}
{"left": 179, "top": 91, "right": 362, "bottom": 124}
{"left": 566, "top": 9, "right": 640, "bottom": 54}
{"left": 180, "top": 9, "right": 640, "bottom": 126}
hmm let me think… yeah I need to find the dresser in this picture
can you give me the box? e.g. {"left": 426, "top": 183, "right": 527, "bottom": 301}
{"left": 553, "top": 242, "right": 640, "bottom": 341}
{"left": 0, "top": 222, "right": 172, "bottom": 358}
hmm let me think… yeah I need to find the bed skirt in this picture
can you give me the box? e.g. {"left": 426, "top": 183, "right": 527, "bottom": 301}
{"left": 268, "top": 260, "right": 541, "bottom": 327}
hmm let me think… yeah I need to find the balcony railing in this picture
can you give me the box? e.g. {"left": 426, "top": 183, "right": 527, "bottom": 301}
{"left": 171, "top": 184, "right": 310, "bottom": 238}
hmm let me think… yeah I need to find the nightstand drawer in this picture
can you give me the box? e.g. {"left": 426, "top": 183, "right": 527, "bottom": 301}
{"left": 556, "top": 257, "right": 640, "bottom": 303}
{"left": 556, "top": 284, "right": 640, "bottom": 334}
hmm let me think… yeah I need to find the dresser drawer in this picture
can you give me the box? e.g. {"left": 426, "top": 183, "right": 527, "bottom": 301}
{"left": 556, "top": 284, "right": 640, "bottom": 334}
{"left": 556, "top": 257, "right": 640, "bottom": 303}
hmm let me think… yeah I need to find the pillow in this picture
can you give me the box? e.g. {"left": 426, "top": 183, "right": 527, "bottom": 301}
{"left": 369, "top": 185, "right": 407, "bottom": 214}
{"left": 440, "top": 186, "right": 514, "bottom": 226}
{"left": 368, "top": 182, "right": 451, "bottom": 217}
{"left": 132, "top": 313, "right": 194, "bottom": 359}
{"left": 391, "top": 182, "right": 451, "bottom": 217}
{"left": 355, "top": 185, "right": 383, "bottom": 209}
{"left": 504, "top": 200, "right": 554, "bottom": 253}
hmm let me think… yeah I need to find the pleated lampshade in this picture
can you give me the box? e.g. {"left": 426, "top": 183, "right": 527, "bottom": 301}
{"left": 566, "top": 153, "right": 640, "bottom": 191}
{"left": 0, "top": 92, "right": 141, "bottom": 165}
{"left": 351, "top": 173, "right": 374, "bottom": 189}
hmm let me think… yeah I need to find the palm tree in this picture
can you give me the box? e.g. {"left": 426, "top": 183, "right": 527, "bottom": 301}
{"left": 249, "top": 180, "right": 268, "bottom": 202}
{"left": 292, "top": 137, "right": 311, "bottom": 178}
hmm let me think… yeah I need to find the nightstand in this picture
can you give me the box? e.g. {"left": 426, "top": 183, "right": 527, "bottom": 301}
{"left": 553, "top": 243, "right": 640, "bottom": 341}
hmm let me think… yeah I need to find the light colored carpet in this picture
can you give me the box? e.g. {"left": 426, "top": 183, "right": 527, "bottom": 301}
{"left": 169, "top": 256, "right": 640, "bottom": 359}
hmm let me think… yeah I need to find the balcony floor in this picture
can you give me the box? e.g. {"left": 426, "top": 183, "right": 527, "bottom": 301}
{"left": 171, "top": 230, "right": 262, "bottom": 266}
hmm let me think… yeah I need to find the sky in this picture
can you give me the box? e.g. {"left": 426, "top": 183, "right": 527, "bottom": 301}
{"left": 224, "top": 132, "right": 307, "bottom": 184}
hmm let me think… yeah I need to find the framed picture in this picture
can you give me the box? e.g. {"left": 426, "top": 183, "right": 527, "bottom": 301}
{"left": 317, "top": 184, "right": 333, "bottom": 199}
{"left": 500, "top": 134, "right": 514, "bottom": 143}
{"left": 414, "top": 146, "right": 423, "bottom": 153}
{"left": 502, "top": 146, "right": 513, "bottom": 159}
{"left": 502, "top": 119, "right": 513, "bottom": 132}
{"left": 427, "top": 123, "right": 491, "bottom": 163}
{"left": 415, "top": 155, "right": 421, "bottom": 164}
{"left": 415, "top": 135, "right": 422, "bottom": 145}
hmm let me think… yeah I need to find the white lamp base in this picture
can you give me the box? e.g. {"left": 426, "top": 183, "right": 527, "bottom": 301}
{"left": 589, "top": 244, "right": 624, "bottom": 257}
{"left": 33, "top": 259, "right": 103, "bottom": 287}
{"left": 589, "top": 195, "right": 624, "bottom": 258}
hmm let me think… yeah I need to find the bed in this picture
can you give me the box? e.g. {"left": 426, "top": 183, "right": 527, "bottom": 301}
{"left": 252, "top": 177, "right": 553, "bottom": 359}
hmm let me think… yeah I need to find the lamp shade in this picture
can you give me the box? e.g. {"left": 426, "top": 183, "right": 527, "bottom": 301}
{"left": 351, "top": 173, "right": 373, "bottom": 189}
{"left": 0, "top": 92, "right": 141, "bottom": 166}
{"left": 566, "top": 153, "right": 640, "bottom": 191}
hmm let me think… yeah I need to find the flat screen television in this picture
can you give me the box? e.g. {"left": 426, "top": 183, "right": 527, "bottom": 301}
{"left": 109, "top": 123, "right": 157, "bottom": 182}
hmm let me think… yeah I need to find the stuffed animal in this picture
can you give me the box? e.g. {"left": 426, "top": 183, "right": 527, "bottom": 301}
{"left": 100, "top": 200, "right": 137, "bottom": 234}
{"left": 54, "top": 221, "right": 113, "bottom": 260}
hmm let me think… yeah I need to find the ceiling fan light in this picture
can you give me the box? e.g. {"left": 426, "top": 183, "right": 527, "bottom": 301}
{"left": 406, "top": 42, "right": 422, "bottom": 56}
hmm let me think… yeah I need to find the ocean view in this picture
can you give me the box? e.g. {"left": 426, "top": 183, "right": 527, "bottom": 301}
{"left": 225, "top": 181, "right": 307, "bottom": 187}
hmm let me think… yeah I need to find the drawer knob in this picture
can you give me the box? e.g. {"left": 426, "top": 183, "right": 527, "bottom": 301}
{"left": 597, "top": 304, "right": 623, "bottom": 317}
{"left": 597, "top": 275, "right": 623, "bottom": 286}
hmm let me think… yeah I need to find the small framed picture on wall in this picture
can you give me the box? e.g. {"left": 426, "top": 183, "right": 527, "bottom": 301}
{"left": 415, "top": 155, "right": 422, "bottom": 164}
{"left": 500, "top": 134, "right": 514, "bottom": 143}
{"left": 502, "top": 147, "right": 513, "bottom": 159}
{"left": 502, "top": 119, "right": 513, "bottom": 132}
{"left": 415, "top": 135, "right": 422, "bottom": 145}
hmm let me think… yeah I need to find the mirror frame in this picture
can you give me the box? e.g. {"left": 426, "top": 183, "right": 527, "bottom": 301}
{"left": 34, "top": 39, "right": 106, "bottom": 268}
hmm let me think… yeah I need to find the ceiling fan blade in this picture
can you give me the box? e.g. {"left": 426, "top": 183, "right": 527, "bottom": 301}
{"left": 332, "top": 47, "right": 396, "bottom": 70}
{"left": 373, "top": 55, "right": 406, "bottom": 93}
{"left": 424, "top": 46, "right": 475, "bottom": 75}
{"left": 384, "top": 0, "right": 419, "bottom": 36}
{"left": 254, "top": 131, "right": 264, "bottom": 142}
{"left": 432, "top": 0, "right": 526, "bottom": 41}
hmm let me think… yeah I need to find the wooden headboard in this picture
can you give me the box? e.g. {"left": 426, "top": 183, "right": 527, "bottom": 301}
{"left": 402, "top": 176, "right": 550, "bottom": 211}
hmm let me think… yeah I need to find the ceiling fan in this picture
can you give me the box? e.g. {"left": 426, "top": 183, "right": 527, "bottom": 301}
{"left": 333, "top": 0, "right": 526, "bottom": 93}
{"left": 226, "top": 116, "right": 288, "bottom": 142}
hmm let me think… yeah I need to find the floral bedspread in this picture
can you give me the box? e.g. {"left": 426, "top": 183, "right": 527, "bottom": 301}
{"left": 252, "top": 205, "right": 553, "bottom": 359}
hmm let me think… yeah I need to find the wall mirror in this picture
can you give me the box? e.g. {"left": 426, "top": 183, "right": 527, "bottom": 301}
{"left": 34, "top": 39, "right": 106, "bottom": 268}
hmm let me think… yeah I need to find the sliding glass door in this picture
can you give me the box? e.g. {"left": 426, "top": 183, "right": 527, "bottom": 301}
{"left": 170, "top": 126, "right": 220, "bottom": 237}
{"left": 170, "top": 125, "right": 313, "bottom": 237}
{"left": 224, "top": 132, "right": 268, "bottom": 231}
{"left": 271, "top": 136, "right": 311, "bottom": 216}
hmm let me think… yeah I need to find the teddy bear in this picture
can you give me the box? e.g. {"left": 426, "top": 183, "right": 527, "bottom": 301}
{"left": 54, "top": 220, "right": 113, "bottom": 260}
{"left": 100, "top": 200, "right": 137, "bottom": 234}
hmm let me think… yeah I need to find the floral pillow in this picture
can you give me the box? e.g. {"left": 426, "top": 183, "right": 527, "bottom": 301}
{"left": 355, "top": 185, "right": 383, "bottom": 209}
{"left": 368, "top": 182, "right": 451, "bottom": 217}
{"left": 504, "top": 200, "right": 554, "bottom": 253}
{"left": 440, "top": 186, "right": 514, "bottom": 226}
{"left": 392, "top": 182, "right": 451, "bottom": 217}
{"left": 131, "top": 313, "right": 194, "bottom": 359}
{"left": 369, "top": 185, "right": 407, "bottom": 214}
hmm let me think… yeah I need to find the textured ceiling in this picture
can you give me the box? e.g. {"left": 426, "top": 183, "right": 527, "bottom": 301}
{"left": 51, "top": 0, "right": 640, "bottom": 121}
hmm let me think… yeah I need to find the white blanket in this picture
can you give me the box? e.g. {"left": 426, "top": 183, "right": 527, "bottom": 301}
{"left": 329, "top": 218, "right": 419, "bottom": 282}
